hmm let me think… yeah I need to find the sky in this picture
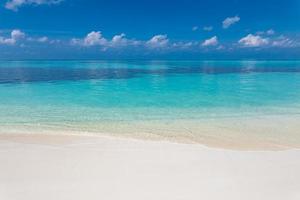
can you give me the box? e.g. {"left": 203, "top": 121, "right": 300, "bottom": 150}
{"left": 0, "top": 0, "right": 300, "bottom": 59}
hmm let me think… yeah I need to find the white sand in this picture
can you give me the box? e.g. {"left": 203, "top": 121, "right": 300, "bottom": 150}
{"left": 0, "top": 134, "right": 300, "bottom": 200}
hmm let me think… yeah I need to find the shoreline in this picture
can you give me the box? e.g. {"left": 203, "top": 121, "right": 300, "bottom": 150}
{"left": 0, "top": 132, "right": 298, "bottom": 152}
{"left": 1, "top": 114, "right": 300, "bottom": 151}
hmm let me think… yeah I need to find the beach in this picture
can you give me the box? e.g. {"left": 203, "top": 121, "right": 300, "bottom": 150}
{"left": 1, "top": 60, "right": 300, "bottom": 199}
{"left": 1, "top": 0, "right": 300, "bottom": 198}
{"left": 1, "top": 133, "right": 300, "bottom": 200}
{"left": 1, "top": 114, "right": 300, "bottom": 150}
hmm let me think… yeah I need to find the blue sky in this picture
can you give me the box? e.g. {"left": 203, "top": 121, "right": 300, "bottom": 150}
{"left": 0, "top": 0, "right": 300, "bottom": 59}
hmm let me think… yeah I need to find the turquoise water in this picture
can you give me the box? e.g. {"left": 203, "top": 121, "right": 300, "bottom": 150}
{"left": 1, "top": 60, "right": 300, "bottom": 126}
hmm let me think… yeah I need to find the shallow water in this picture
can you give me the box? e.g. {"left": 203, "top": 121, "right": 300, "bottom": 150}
{"left": 1, "top": 60, "right": 300, "bottom": 148}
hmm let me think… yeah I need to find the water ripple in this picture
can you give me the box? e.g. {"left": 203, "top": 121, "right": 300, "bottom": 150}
{"left": 1, "top": 65, "right": 300, "bottom": 84}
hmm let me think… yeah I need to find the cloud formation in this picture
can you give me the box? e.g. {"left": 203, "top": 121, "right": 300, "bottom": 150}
{"left": 71, "top": 32, "right": 204, "bottom": 51}
{"left": 146, "top": 35, "right": 169, "bottom": 48}
{"left": 192, "top": 26, "right": 199, "bottom": 31}
{"left": 110, "top": 33, "right": 141, "bottom": 47}
{"left": 257, "top": 29, "right": 275, "bottom": 36}
{"left": 202, "top": 36, "right": 218, "bottom": 46}
{"left": 266, "top": 29, "right": 275, "bottom": 35}
{"left": 71, "top": 31, "right": 109, "bottom": 47}
{"left": 203, "top": 26, "right": 213, "bottom": 31}
{"left": 83, "top": 31, "right": 107, "bottom": 46}
{"left": 238, "top": 34, "right": 269, "bottom": 47}
{"left": 222, "top": 16, "right": 240, "bottom": 29}
{"left": 36, "top": 36, "right": 49, "bottom": 43}
{"left": 2, "top": 28, "right": 298, "bottom": 58}
{"left": 71, "top": 31, "right": 142, "bottom": 49}
{"left": 27, "top": 35, "right": 56, "bottom": 44}
{"left": 272, "top": 36, "right": 296, "bottom": 47}
{"left": 5, "top": 0, "right": 63, "bottom": 11}
{"left": 0, "top": 29, "right": 25, "bottom": 45}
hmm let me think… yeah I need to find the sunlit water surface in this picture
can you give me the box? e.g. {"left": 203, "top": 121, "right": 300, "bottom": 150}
{"left": 1, "top": 60, "right": 300, "bottom": 148}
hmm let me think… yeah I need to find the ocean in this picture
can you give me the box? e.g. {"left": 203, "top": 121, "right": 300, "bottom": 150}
{"left": 1, "top": 60, "right": 300, "bottom": 148}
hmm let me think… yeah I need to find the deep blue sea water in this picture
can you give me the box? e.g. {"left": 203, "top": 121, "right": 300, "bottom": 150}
{"left": 0, "top": 60, "right": 300, "bottom": 125}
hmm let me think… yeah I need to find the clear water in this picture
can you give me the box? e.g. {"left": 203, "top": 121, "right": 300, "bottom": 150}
{"left": 1, "top": 60, "right": 300, "bottom": 125}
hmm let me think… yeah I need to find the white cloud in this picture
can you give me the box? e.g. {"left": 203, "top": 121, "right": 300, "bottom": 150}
{"left": 71, "top": 31, "right": 142, "bottom": 49}
{"left": 257, "top": 29, "right": 275, "bottom": 36}
{"left": 216, "top": 45, "right": 225, "bottom": 50}
{"left": 5, "top": 0, "right": 63, "bottom": 11}
{"left": 1, "top": 30, "right": 58, "bottom": 45}
{"left": 272, "top": 36, "right": 295, "bottom": 47}
{"left": 203, "top": 26, "right": 213, "bottom": 31}
{"left": 222, "top": 16, "right": 240, "bottom": 29}
{"left": 36, "top": 36, "right": 48, "bottom": 43}
{"left": 27, "top": 36, "right": 51, "bottom": 43}
{"left": 111, "top": 33, "right": 126, "bottom": 44}
{"left": 11, "top": 29, "right": 25, "bottom": 40}
{"left": 238, "top": 34, "right": 269, "bottom": 47}
{"left": 202, "top": 36, "right": 218, "bottom": 46}
{"left": 110, "top": 33, "right": 141, "bottom": 47}
{"left": 70, "top": 38, "right": 81, "bottom": 46}
{"left": 0, "top": 37, "right": 15, "bottom": 45}
{"left": 49, "top": 39, "right": 61, "bottom": 44}
{"left": 173, "top": 41, "right": 199, "bottom": 49}
{"left": 266, "top": 29, "right": 275, "bottom": 35}
{"left": 111, "top": 33, "right": 129, "bottom": 47}
{"left": 0, "top": 29, "right": 25, "bottom": 45}
{"left": 192, "top": 26, "right": 198, "bottom": 31}
{"left": 146, "top": 34, "right": 169, "bottom": 48}
{"left": 82, "top": 31, "right": 107, "bottom": 46}
{"left": 256, "top": 31, "right": 265, "bottom": 35}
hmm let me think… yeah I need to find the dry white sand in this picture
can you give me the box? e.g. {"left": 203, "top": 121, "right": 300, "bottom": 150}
{"left": 0, "top": 134, "right": 300, "bottom": 200}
